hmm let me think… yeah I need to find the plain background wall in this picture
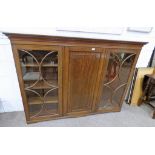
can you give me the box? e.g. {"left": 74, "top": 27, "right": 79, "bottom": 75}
{"left": 0, "top": 34, "right": 23, "bottom": 112}
{"left": 0, "top": 27, "right": 155, "bottom": 112}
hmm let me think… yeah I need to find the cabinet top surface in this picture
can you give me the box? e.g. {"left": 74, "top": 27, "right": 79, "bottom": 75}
{"left": 4, "top": 32, "right": 148, "bottom": 46}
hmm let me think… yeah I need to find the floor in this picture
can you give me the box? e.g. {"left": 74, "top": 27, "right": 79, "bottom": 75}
{"left": 0, "top": 103, "right": 155, "bottom": 127}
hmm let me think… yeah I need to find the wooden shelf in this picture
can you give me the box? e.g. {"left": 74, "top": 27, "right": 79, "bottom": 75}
{"left": 23, "top": 72, "right": 58, "bottom": 82}
{"left": 23, "top": 72, "right": 41, "bottom": 81}
{"left": 30, "top": 109, "right": 58, "bottom": 117}
{"left": 28, "top": 96, "right": 58, "bottom": 105}
{"left": 25, "top": 80, "right": 58, "bottom": 89}
{"left": 22, "top": 63, "right": 58, "bottom": 67}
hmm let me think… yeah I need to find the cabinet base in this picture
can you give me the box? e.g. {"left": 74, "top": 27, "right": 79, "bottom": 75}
{"left": 26, "top": 108, "right": 121, "bottom": 124}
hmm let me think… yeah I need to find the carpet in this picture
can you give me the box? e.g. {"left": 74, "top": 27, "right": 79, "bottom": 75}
{"left": 0, "top": 103, "right": 154, "bottom": 127}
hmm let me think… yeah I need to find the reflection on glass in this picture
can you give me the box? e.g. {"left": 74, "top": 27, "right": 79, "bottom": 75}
{"left": 99, "top": 52, "right": 136, "bottom": 110}
{"left": 18, "top": 50, "right": 59, "bottom": 118}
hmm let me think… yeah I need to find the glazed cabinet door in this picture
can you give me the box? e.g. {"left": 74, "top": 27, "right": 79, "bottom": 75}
{"left": 96, "top": 49, "right": 138, "bottom": 112}
{"left": 64, "top": 46, "right": 105, "bottom": 116}
{"left": 12, "top": 45, "right": 63, "bottom": 122}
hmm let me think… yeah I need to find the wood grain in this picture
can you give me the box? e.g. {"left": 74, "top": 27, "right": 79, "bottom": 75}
{"left": 69, "top": 51, "right": 101, "bottom": 113}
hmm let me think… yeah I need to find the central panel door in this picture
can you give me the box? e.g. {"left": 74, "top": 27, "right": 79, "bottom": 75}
{"left": 64, "top": 46, "right": 104, "bottom": 116}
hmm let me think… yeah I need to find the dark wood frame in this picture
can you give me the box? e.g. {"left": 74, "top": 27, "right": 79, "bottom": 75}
{"left": 138, "top": 74, "right": 155, "bottom": 118}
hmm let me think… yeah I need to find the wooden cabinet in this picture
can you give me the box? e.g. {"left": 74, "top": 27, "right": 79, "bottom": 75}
{"left": 5, "top": 33, "right": 146, "bottom": 123}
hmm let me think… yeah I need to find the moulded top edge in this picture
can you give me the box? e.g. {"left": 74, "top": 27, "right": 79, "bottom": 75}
{"left": 3, "top": 32, "right": 148, "bottom": 45}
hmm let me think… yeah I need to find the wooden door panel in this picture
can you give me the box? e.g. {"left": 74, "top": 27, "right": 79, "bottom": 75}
{"left": 64, "top": 47, "right": 103, "bottom": 114}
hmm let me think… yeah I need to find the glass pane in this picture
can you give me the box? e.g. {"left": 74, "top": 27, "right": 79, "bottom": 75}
{"left": 18, "top": 49, "right": 59, "bottom": 118}
{"left": 99, "top": 51, "right": 136, "bottom": 110}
